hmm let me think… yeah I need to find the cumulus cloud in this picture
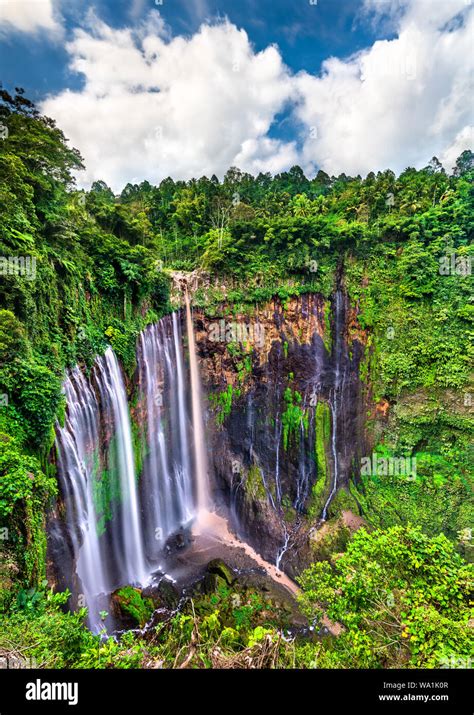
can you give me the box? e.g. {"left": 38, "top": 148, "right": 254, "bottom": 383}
{"left": 439, "top": 125, "right": 474, "bottom": 173}
{"left": 41, "top": 1, "right": 473, "bottom": 188}
{"left": 295, "top": 0, "right": 474, "bottom": 176}
{"left": 42, "top": 12, "right": 296, "bottom": 190}
{"left": 362, "top": 0, "right": 469, "bottom": 32}
{"left": 0, "top": 0, "right": 62, "bottom": 36}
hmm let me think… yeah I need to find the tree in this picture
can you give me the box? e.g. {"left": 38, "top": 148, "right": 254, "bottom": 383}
{"left": 425, "top": 156, "right": 445, "bottom": 175}
{"left": 172, "top": 186, "right": 206, "bottom": 236}
{"left": 0, "top": 88, "right": 84, "bottom": 194}
{"left": 298, "top": 526, "right": 473, "bottom": 668}
{"left": 452, "top": 150, "right": 474, "bottom": 177}
{"left": 210, "top": 195, "right": 232, "bottom": 249}
{"left": 91, "top": 180, "right": 115, "bottom": 202}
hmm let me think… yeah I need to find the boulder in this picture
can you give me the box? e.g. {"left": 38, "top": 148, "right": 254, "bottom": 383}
{"left": 206, "top": 559, "right": 236, "bottom": 586}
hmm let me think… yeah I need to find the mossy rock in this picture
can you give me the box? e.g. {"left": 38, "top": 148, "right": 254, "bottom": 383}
{"left": 206, "top": 559, "right": 236, "bottom": 586}
{"left": 327, "top": 486, "right": 360, "bottom": 519}
{"left": 112, "top": 586, "right": 154, "bottom": 628}
{"left": 156, "top": 578, "right": 181, "bottom": 609}
{"left": 309, "top": 520, "right": 351, "bottom": 562}
{"left": 142, "top": 577, "right": 181, "bottom": 610}
{"left": 245, "top": 465, "right": 268, "bottom": 501}
{"left": 196, "top": 572, "right": 229, "bottom": 595}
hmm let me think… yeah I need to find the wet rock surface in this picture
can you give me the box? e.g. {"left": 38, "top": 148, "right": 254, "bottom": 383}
{"left": 194, "top": 289, "right": 368, "bottom": 573}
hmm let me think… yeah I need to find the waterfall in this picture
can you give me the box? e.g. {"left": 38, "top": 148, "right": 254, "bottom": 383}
{"left": 56, "top": 350, "right": 147, "bottom": 632}
{"left": 95, "top": 348, "right": 147, "bottom": 586}
{"left": 55, "top": 310, "right": 207, "bottom": 631}
{"left": 276, "top": 525, "right": 290, "bottom": 569}
{"left": 138, "top": 314, "right": 195, "bottom": 558}
{"left": 274, "top": 415, "right": 282, "bottom": 507}
{"left": 184, "top": 291, "right": 210, "bottom": 517}
{"left": 320, "top": 392, "right": 339, "bottom": 521}
{"left": 322, "top": 289, "right": 343, "bottom": 520}
{"left": 55, "top": 368, "right": 108, "bottom": 632}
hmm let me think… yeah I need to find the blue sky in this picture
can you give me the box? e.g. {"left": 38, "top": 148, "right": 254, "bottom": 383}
{"left": 0, "top": 0, "right": 472, "bottom": 189}
{"left": 0, "top": 0, "right": 383, "bottom": 100}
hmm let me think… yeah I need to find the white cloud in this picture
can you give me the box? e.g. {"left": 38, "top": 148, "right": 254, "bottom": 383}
{"left": 40, "top": 1, "right": 473, "bottom": 188}
{"left": 0, "top": 0, "right": 62, "bottom": 35}
{"left": 295, "top": 0, "right": 474, "bottom": 176}
{"left": 363, "top": 0, "right": 470, "bottom": 32}
{"left": 42, "top": 12, "right": 296, "bottom": 190}
{"left": 439, "top": 125, "right": 474, "bottom": 173}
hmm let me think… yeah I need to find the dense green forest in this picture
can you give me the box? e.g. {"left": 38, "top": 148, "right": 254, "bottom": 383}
{"left": 0, "top": 89, "right": 472, "bottom": 670}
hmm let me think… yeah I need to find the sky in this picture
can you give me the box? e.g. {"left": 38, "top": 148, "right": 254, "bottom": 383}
{"left": 0, "top": 0, "right": 473, "bottom": 190}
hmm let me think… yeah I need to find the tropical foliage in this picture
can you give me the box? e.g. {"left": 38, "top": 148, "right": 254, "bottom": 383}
{"left": 0, "top": 90, "right": 472, "bottom": 669}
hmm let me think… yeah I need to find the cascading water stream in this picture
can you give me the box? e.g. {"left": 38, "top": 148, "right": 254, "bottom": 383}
{"left": 138, "top": 315, "right": 195, "bottom": 558}
{"left": 55, "top": 326, "right": 197, "bottom": 632}
{"left": 56, "top": 350, "right": 148, "bottom": 632}
{"left": 322, "top": 289, "right": 343, "bottom": 520}
{"left": 184, "top": 290, "right": 210, "bottom": 518}
{"left": 55, "top": 368, "right": 108, "bottom": 632}
{"left": 96, "top": 348, "right": 147, "bottom": 586}
{"left": 274, "top": 415, "right": 282, "bottom": 507}
{"left": 275, "top": 525, "right": 290, "bottom": 569}
{"left": 321, "top": 391, "right": 339, "bottom": 521}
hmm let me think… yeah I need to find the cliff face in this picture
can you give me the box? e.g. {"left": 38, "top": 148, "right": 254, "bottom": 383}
{"left": 194, "top": 290, "right": 368, "bottom": 573}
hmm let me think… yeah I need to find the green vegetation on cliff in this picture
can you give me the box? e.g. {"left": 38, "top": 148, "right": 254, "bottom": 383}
{"left": 298, "top": 525, "right": 473, "bottom": 669}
